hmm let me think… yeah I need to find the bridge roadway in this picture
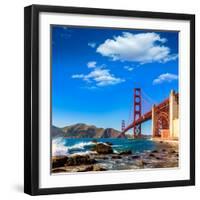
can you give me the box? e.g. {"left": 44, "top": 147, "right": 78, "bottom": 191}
{"left": 122, "top": 98, "right": 169, "bottom": 134}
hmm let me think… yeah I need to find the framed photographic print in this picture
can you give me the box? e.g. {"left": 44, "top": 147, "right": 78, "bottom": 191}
{"left": 24, "top": 5, "right": 195, "bottom": 195}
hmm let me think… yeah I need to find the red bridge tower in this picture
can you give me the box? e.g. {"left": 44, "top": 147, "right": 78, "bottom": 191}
{"left": 121, "top": 120, "right": 125, "bottom": 132}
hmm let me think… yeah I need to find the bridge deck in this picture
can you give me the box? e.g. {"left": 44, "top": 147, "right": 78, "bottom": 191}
{"left": 123, "top": 111, "right": 152, "bottom": 133}
{"left": 122, "top": 98, "right": 170, "bottom": 134}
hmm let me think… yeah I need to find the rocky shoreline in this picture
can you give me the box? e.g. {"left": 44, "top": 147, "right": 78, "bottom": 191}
{"left": 51, "top": 140, "right": 179, "bottom": 173}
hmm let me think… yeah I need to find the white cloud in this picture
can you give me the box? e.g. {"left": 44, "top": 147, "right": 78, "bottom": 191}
{"left": 84, "top": 86, "right": 98, "bottom": 90}
{"left": 96, "top": 32, "right": 177, "bottom": 64}
{"left": 162, "top": 54, "right": 178, "bottom": 62}
{"left": 72, "top": 68, "right": 125, "bottom": 87}
{"left": 88, "top": 42, "right": 96, "bottom": 48}
{"left": 87, "top": 61, "right": 97, "bottom": 68}
{"left": 124, "top": 65, "right": 134, "bottom": 71}
{"left": 153, "top": 73, "right": 178, "bottom": 85}
{"left": 72, "top": 74, "right": 84, "bottom": 79}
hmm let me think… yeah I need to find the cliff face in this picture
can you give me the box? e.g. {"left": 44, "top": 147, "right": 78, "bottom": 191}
{"left": 52, "top": 123, "right": 123, "bottom": 138}
{"left": 51, "top": 125, "right": 65, "bottom": 137}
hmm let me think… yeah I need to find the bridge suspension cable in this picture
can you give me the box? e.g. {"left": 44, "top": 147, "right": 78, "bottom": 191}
{"left": 142, "top": 90, "right": 156, "bottom": 105}
{"left": 127, "top": 96, "right": 133, "bottom": 125}
{"left": 126, "top": 89, "right": 154, "bottom": 124}
{"left": 141, "top": 90, "right": 156, "bottom": 114}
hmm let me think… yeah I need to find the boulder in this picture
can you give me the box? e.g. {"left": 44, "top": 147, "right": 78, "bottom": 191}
{"left": 93, "top": 143, "right": 113, "bottom": 154}
{"left": 156, "top": 156, "right": 161, "bottom": 160}
{"left": 151, "top": 150, "right": 158, "bottom": 153}
{"left": 135, "top": 159, "right": 147, "bottom": 167}
{"left": 132, "top": 155, "right": 140, "bottom": 159}
{"left": 74, "top": 164, "right": 106, "bottom": 172}
{"left": 51, "top": 167, "right": 67, "bottom": 173}
{"left": 149, "top": 153, "right": 156, "bottom": 157}
{"left": 119, "top": 150, "right": 132, "bottom": 155}
{"left": 169, "top": 149, "right": 176, "bottom": 154}
{"left": 112, "top": 155, "right": 122, "bottom": 159}
{"left": 65, "top": 154, "right": 96, "bottom": 166}
{"left": 94, "top": 155, "right": 109, "bottom": 159}
{"left": 92, "top": 165, "right": 106, "bottom": 171}
{"left": 76, "top": 165, "right": 94, "bottom": 172}
{"left": 52, "top": 156, "right": 68, "bottom": 168}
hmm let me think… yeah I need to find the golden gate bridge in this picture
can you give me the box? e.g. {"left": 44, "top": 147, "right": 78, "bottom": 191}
{"left": 120, "top": 88, "right": 179, "bottom": 140}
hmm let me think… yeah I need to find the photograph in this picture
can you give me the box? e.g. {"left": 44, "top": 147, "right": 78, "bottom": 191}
{"left": 24, "top": 4, "right": 195, "bottom": 195}
{"left": 51, "top": 25, "right": 179, "bottom": 174}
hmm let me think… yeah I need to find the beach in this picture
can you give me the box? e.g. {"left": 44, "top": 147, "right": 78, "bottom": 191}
{"left": 51, "top": 138, "right": 179, "bottom": 173}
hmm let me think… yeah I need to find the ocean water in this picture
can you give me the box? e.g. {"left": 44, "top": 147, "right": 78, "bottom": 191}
{"left": 52, "top": 137, "right": 156, "bottom": 156}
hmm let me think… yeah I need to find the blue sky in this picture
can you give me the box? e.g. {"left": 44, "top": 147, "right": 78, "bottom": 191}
{"left": 51, "top": 25, "right": 178, "bottom": 134}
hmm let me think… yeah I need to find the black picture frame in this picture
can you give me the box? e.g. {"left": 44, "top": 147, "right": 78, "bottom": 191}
{"left": 24, "top": 4, "right": 195, "bottom": 196}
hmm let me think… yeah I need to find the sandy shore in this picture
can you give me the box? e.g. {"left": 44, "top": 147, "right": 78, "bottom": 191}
{"left": 52, "top": 140, "right": 179, "bottom": 173}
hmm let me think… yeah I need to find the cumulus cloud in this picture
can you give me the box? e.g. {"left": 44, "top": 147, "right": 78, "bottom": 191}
{"left": 87, "top": 61, "right": 97, "bottom": 68}
{"left": 153, "top": 73, "right": 178, "bottom": 85}
{"left": 88, "top": 42, "right": 96, "bottom": 48}
{"left": 96, "top": 32, "right": 177, "bottom": 64}
{"left": 124, "top": 66, "right": 134, "bottom": 71}
{"left": 72, "top": 68, "right": 125, "bottom": 87}
{"left": 71, "top": 74, "right": 84, "bottom": 78}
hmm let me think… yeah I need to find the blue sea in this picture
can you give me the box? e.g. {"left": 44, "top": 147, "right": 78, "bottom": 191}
{"left": 52, "top": 138, "right": 156, "bottom": 156}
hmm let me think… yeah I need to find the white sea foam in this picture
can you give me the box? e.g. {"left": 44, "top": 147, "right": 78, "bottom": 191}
{"left": 52, "top": 138, "right": 95, "bottom": 156}
{"left": 71, "top": 150, "right": 96, "bottom": 156}
{"left": 113, "top": 149, "right": 120, "bottom": 154}
{"left": 112, "top": 145, "right": 121, "bottom": 147}
{"left": 67, "top": 141, "right": 94, "bottom": 150}
{"left": 52, "top": 137, "right": 69, "bottom": 156}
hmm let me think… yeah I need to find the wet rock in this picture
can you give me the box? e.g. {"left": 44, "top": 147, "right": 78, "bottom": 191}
{"left": 132, "top": 155, "right": 140, "bottom": 159}
{"left": 142, "top": 160, "right": 148, "bottom": 165}
{"left": 77, "top": 165, "right": 94, "bottom": 172}
{"left": 51, "top": 168, "right": 67, "bottom": 173}
{"left": 156, "top": 157, "right": 161, "bottom": 160}
{"left": 119, "top": 150, "right": 132, "bottom": 155}
{"left": 95, "top": 155, "right": 109, "bottom": 160}
{"left": 93, "top": 165, "right": 106, "bottom": 171}
{"left": 149, "top": 153, "right": 156, "bottom": 157}
{"left": 112, "top": 155, "right": 122, "bottom": 159}
{"left": 52, "top": 156, "right": 68, "bottom": 168}
{"left": 151, "top": 150, "right": 158, "bottom": 153}
{"left": 169, "top": 149, "right": 176, "bottom": 154}
{"left": 102, "top": 156, "right": 109, "bottom": 160}
{"left": 72, "top": 164, "right": 106, "bottom": 172}
{"left": 135, "top": 159, "right": 147, "bottom": 167}
{"left": 153, "top": 163, "right": 165, "bottom": 168}
{"left": 93, "top": 143, "right": 113, "bottom": 154}
{"left": 65, "top": 154, "right": 96, "bottom": 166}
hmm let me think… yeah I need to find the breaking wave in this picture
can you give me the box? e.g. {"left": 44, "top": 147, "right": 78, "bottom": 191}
{"left": 52, "top": 137, "right": 95, "bottom": 156}
{"left": 68, "top": 141, "right": 94, "bottom": 150}
{"left": 52, "top": 137, "right": 68, "bottom": 156}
